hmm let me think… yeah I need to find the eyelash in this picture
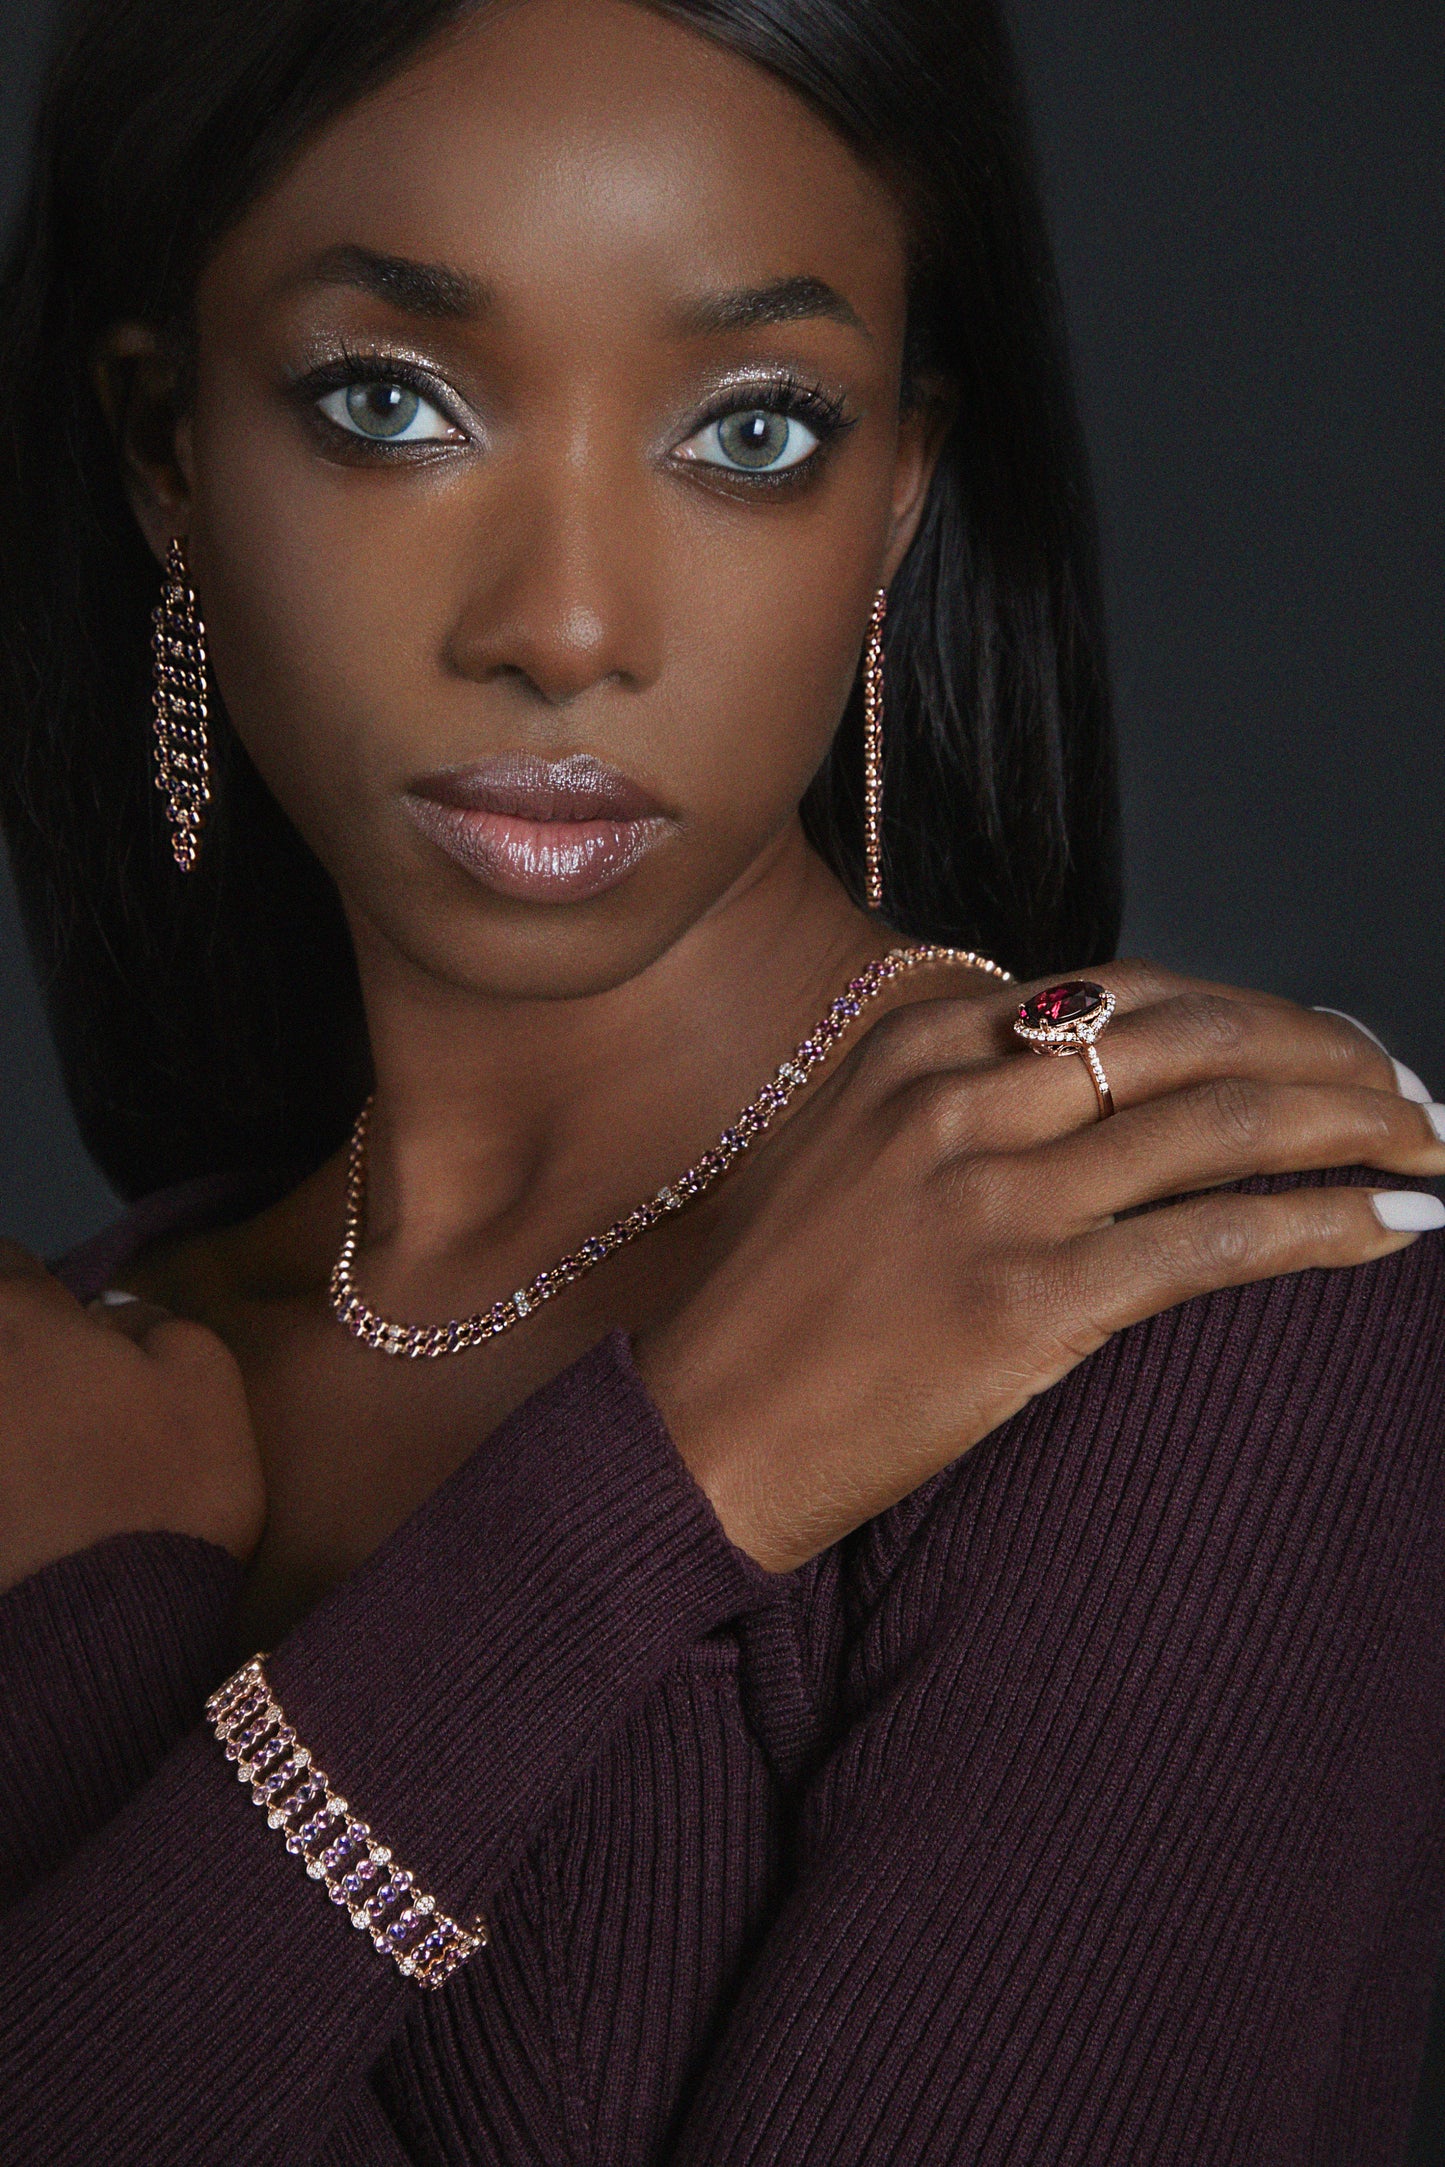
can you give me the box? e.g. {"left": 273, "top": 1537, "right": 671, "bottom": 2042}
{"left": 292, "top": 348, "right": 856, "bottom": 486}
{"left": 294, "top": 348, "right": 466, "bottom": 449}
{"left": 687, "top": 373, "right": 856, "bottom": 489}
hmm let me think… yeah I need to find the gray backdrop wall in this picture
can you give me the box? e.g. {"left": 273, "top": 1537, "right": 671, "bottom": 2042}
{"left": 2, "top": 3, "right": 1443, "bottom": 2146}
{"left": 1, "top": 1, "right": 1442, "bottom": 1258}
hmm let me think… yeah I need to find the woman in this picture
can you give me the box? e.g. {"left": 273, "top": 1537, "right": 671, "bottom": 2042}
{"left": 0, "top": 0, "right": 1442, "bottom": 2158}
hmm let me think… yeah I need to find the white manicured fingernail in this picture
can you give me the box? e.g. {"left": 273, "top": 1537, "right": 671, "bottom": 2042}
{"left": 1313, "top": 1008, "right": 1433, "bottom": 1102}
{"left": 96, "top": 1288, "right": 141, "bottom": 1306}
{"left": 1315, "top": 1004, "right": 1389, "bottom": 1049}
{"left": 1370, "top": 1192, "right": 1445, "bottom": 1232}
{"left": 1426, "top": 1105, "right": 1445, "bottom": 1144}
{"left": 1394, "top": 1060, "right": 1434, "bottom": 1105}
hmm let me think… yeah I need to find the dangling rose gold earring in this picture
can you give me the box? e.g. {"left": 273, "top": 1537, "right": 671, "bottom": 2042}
{"left": 862, "top": 584, "right": 888, "bottom": 911}
{"left": 150, "top": 537, "right": 211, "bottom": 872}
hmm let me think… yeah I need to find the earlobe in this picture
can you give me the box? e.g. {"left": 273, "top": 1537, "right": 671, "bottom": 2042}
{"left": 91, "top": 322, "right": 193, "bottom": 565}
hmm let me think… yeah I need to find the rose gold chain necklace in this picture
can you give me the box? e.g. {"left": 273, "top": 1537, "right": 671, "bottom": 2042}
{"left": 329, "top": 942, "right": 1013, "bottom": 1359}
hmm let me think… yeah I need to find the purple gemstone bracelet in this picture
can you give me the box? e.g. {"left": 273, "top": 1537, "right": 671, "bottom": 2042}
{"left": 206, "top": 1655, "right": 487, "bottom": 1990}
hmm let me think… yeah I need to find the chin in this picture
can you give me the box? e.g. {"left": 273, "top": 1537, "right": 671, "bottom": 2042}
{"left": 358, "top": 876, "right": 721, "bottom": 1007}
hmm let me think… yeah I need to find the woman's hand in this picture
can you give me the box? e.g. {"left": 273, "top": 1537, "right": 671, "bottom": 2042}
{"left": 635, "top": 962, "right": 1445, "bottom": 1573}
{"left": 0, "top": 1246, "right": 264, "bottom": 1595}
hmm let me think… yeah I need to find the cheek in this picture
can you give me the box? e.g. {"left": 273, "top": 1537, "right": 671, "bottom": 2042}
{"left": 185, "top": 385, "right": 446, "bottom": 843}
{"left": 642, "top": 498, "right": 880, "bottom": 847}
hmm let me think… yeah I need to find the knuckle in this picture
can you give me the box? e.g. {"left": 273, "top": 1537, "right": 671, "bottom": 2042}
{"left": 1352, "top": 1092, "right": 1400, "bottom": 1150}
{"left": 1100, "top": 957, "right": 1181, "bottom": 1008}
{"left": 852, "top": 1004, "right": 916, "bottom": 1086}
{"left": 1312, "top": 1007, "right": 1388, "bottom": 1080}
{"left": 1278, "top": 1006, "right": 1398, "bottom": 1100}
{"left": 1198, "top": 1072, "right": 1269, "bottom": 1150}
{"left": 856, "top": 999, "right": 947, "bottom": 1085}
{"left": 1168, "top": 991, "right": 1247, "bottom": 1063}
{"left": 901, "top": 1071, "right": 973, "bottom": 1158}
{"left": 1175, "top": 1203, "right": 1258, "bottom": 1280}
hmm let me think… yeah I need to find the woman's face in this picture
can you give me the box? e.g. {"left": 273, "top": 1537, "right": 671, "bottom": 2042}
{"left": 141, "top": 0, "right": 948, "bottom": 998}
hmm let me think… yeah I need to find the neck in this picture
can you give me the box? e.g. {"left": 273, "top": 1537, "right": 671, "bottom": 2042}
{"left": 346, "top": 823, "right": 890, "bottom": 1269}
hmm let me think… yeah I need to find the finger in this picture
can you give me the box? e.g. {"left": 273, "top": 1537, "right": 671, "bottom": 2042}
{"left": 896, "top": 991, "right": 1429, "bottom": 1158}
{"left": 87, "top": 1298, "right": 235, "bottom": 1385}
{"left": 1029, "top": 1076, "right": 1445, "bottom": 1232}
{"left": 0, "top": 1238, "right": 84, "bottom": 1312}
{"left": 1043, "top": 991, "right": 1408, "bottom": 1129}
{"left": 86, "top": 1290, "right": 178, "bottom": 1345}
{"left": 1312, "top": 1007, "right": 1433, "bottom": 1104}
{"left": 1061, "top": 1182, "right": 1445, "bottom": 1351}
{"left": 1096, "top": 958, "right": 1304, "bottom": 1019}
{"left": 862, "top": 967, "right": 1346, "bottom": 1108}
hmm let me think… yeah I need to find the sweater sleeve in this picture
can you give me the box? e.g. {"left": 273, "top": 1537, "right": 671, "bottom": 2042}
{"left": 654, "top": 1221, "right": 1445, "bottom": 2166}
{"left": 0, "top": 1532, "right": 242, "bottom": 1902}
{"left": 0, "top": 1332, "right": 777, "bottom": 2167}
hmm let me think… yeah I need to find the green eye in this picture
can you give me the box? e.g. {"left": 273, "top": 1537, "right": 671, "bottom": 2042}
{"left": 693, "top": 407, "right": 821, "bottom": 474}
{"left": 316, "top": 379, "right": 454, "bottom": 443}
{"left": 346, "top": 382, "right": 418, "bottom": 437}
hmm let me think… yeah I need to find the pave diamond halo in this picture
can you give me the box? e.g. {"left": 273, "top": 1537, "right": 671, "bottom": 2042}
{"left": 1012, "top": 979, "right": 1118, "bottom": 1119}
{"left": 1013, "top": 979, "right": 1115, "bottom": 1048}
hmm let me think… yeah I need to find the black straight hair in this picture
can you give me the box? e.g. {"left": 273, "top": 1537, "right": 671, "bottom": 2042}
{"left": 0, "top": 0, "right": 1121, "bottom": 1202}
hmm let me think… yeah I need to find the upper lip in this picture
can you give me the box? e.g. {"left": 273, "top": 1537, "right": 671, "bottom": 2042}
{"left": 407, "top": 751, "right": 665, "bottom": 824}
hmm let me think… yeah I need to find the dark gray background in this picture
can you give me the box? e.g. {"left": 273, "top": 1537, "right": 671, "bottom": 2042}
{"left": 1, "top": 1, "right": 1442, "bottom": 1257}
{"left": 2, "top": 2, "right": 1443, "bottom": 2147}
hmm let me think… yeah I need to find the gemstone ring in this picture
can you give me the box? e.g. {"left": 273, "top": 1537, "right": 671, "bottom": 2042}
{"left": 1013, "top": 980, "right": 1118, "bottom": 1120}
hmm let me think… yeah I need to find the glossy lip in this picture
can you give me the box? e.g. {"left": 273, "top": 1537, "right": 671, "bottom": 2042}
{"left": 402, "top": 751, "right": 673, "bottom": 903}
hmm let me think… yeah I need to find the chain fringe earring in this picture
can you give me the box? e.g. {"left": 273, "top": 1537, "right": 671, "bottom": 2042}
{"left": 151, "top": 537, "right": 211, "bottom": 872}
{"left": 862, "top": 585, "right": 888, "bottom": 911}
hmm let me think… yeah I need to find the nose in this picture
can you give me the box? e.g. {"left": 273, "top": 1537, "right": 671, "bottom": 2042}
{"left": 443, "top": 416, "right": 663, "bottom": 709}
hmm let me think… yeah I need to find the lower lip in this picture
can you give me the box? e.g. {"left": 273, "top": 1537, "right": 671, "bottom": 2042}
{"left": 403, "top": 795, "right": 670, "bottom": 902}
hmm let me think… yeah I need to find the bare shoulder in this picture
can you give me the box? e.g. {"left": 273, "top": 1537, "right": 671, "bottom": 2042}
{"left": 114, "top": 1157, "right": 345, "bottom": 1322}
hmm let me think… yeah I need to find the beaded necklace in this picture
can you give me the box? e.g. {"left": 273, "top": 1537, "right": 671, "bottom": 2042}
{"left": 329, "top": 942, "right": 1012, "bottom": 1359}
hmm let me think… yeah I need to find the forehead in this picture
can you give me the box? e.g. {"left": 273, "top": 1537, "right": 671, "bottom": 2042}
{"left": 204, "top": 0, "right": 911, "bottom": 345}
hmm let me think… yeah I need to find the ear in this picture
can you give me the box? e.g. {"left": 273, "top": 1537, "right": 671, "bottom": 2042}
{"left": 878, "top": 376, "right": 956, "bottom": 586}
{"left": 91, "top": 323, "right": 195, "bottom": 565}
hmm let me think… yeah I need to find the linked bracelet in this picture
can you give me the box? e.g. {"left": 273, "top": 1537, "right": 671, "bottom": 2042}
{"left": 206, "top": 1655, "right": 488, "bottom": 1990}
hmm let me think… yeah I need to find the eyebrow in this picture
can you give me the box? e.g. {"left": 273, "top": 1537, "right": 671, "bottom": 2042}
{"left": 669, "top": 274, "right": 871, "bottom": 340}
{"left": 295, "top": 245, "right": 491, "bottom": 320}
{"left": 290, "top": 248, "right": 869, "bottom": 344}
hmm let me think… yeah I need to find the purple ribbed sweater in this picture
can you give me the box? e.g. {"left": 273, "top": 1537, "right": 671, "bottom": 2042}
{"left": 2, "top": 1167, "right": 1443, "bottom": 2165}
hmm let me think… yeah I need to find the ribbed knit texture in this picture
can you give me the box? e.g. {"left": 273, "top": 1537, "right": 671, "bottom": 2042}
{"left": 1, "top": 1166, "right": 1441, "bottom": 2164}
{"left": 0, "top": 1532, "right": 242, "bottom": 1900}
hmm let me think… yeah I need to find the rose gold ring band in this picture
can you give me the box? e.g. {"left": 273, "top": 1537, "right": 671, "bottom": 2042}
{"left": 1012, "top": 980, "right": 1118, "bottom": 1123}
{"left": 1082, "top": 1043, "right": 1116, "bottom": 1119}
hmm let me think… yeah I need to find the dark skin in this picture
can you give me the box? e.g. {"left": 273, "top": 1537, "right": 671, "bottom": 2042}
{"left": 2, "top": 0, "right": 1440, "bottom": 1652}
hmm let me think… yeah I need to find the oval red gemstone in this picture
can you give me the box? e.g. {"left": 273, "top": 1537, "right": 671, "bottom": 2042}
{"left": 1018, "top": 980, "right": 1105, "bottom": 1028}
